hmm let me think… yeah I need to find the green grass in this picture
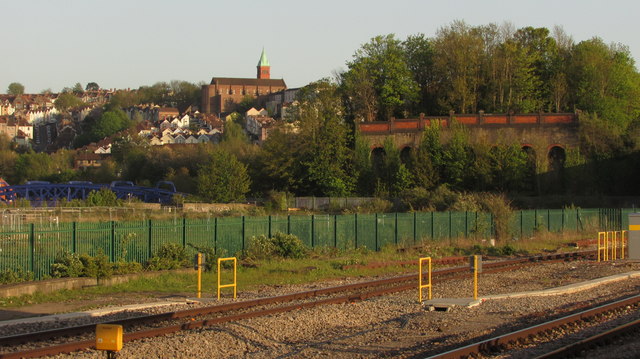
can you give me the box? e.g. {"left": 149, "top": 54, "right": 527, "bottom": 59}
{"left": 0, "top": 231, "right": 589, "bottom": 309}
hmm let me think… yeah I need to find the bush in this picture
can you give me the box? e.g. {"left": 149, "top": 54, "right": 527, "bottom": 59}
{"left": 146, "top": 243, "right": 189, "bottom": 270}
{"left": 50, "top": 250, "right": 114, "bottom": 282}
{"left": 86, "top": 188, "right": 121, "bottom": 207}
{"left": 83, "top": 250, "right": 113, "bottom": 282}
{"left": 0, "top": 268, "right": 34, "bottom": 284}
{"left": 245, "top": 232, "right": 307, "bottom": 259}
{"left": 245, "top": 235, "right": 277, "bottom": 260}
{"left": 264, "top": 191, "right": 290, "bottom": 212}
{"left": 113, "top": 261, "right": 143, "bottom": 275}
{"left": 51, "top": 252, "right": 85, "bottom": 278}
{"left": 271, "top": 232, "right": 307, "bottom": 259}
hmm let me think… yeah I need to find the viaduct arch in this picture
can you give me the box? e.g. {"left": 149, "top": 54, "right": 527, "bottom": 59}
{"left": 358, "top": 112, "right": 577, "bottom": 170}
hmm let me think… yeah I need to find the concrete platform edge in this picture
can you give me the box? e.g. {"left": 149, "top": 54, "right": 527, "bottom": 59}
{"left": 482, "top": 271, "right": 640, "bottom": 300}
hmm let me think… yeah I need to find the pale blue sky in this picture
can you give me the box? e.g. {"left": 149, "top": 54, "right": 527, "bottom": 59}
{"left": 1, "top": 0, "right": 637, "bottom": 93}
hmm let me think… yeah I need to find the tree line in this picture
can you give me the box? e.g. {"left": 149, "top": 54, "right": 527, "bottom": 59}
{"left": 1, "top": 21, "right": 640, "bottom": 203}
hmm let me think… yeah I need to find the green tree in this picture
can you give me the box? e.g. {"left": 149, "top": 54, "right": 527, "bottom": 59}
{"left": 403, "top": 34, "right": 438, "bottom": 114}
{"left": 292, "top": 80, "right": 355, "bottom": 196}
{"left": 568, "top": 38, "right": 640, "bottom": 128}
{"left": 433, "top": 20, "right": 484, "bottom": 113}
{"left": 197, "top": 149, "right": 250, "bottom": 202}
{"left": 7, "top": 82, "right": 24, "bottom": 95}
{"left": 85, "top": 82, "right": 100, "bottom": 91}
{"left": 343, "top": 34, "right": 419, "bottom": 120}
{"left": 55, "top": 93, "right": 86, "bottom": 112}
{"left": 72, "top": 83, "right": 84, "bottom": 94}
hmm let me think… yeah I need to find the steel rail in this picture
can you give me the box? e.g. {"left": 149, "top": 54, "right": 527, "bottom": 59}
{"left": 426, "top": 294, "right": 640, "bottom": 359}
{"left": 534, "top": 317, "right": 640, "bottom": 359}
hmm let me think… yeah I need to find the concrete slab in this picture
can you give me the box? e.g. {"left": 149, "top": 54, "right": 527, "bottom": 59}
{"left": 422, "top": 298, "right": 482, "bottom": 311}
{"left": 0, "top": 300, "right": 187, "bottom": 328}
{"left": 482, "top": 271, "right": 640, "bottom": 300}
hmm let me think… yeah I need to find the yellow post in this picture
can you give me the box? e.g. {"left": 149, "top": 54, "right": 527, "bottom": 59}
{"left": 612, "top": 231, "right": 619, "bottom": 261}
{"left": 217, "top": 257, "right": 237, "bottom": 300}
{"left": 418, "top": 257, "right": 432, "bottom": 302}
{"left": 621, "top": 230, "right": 627, "bottom": 259}
{"left": 196, "top": 253, "right": 202, "bottom": 299}
{"left": 473, "top": 255, "right": 478, "bottom": 300}
{"left": 597, "top": 232, "right": 606, "bottom": 262}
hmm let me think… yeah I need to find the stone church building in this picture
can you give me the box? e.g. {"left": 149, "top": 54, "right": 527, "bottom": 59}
{"left": 201, "top": 49, "right": 287, "bottom": 115}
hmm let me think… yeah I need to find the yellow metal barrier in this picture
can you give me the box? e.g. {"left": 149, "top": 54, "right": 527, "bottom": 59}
{"left": 597, "top": 232, "right": 607, "bottom": 262}
{"left": 621, "top": 230, "right": 628, "bottom": 259}
{"left": 217, "top": 257, "right": 237, "bottom": 300}
{"left": 418, "top": 257, "right": 432, "bottom": 302}
{"left": 612, "top": 231, "right": 619, "bottom": 261}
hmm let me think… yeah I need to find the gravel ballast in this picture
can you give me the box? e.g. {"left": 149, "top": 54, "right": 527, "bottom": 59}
{"left": 15, "top": 259, "right": 640, "bottom": 358}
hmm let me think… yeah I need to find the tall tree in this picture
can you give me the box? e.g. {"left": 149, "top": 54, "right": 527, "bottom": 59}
{"left": 85, "top": 82, "right": 100, "bottom": 91}
{"left": 343, "top": 34, "right": 419, "bottom": 121}
{"left": 197, "top": 149, "right": 250, "bottom": 203}
{"left": 7, "top": 82, "right": 25, "bottom": 95}
{"left": 568, "top": 38, "right": 640, "bottom": 128}
{"left": 402, "top": 34, "right": 438, "bottom": 114}
{"left": 433, "top": 21, "right": 484, "bottom": 113}
{"left": 287, "top": 80, "right": 355, "bottom": 196}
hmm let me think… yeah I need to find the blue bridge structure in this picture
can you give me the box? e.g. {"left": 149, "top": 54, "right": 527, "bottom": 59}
{"left": 0, "top": 181, "right": 180, "bottom": 205}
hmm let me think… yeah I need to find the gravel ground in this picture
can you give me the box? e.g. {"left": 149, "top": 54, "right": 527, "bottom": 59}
{"left": 32, "top": 259, "right": 640, "bottom": 359}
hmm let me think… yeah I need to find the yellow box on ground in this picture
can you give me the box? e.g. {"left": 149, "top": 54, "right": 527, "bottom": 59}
{"left": 95, "top": 324, "right": 123, "bottom": 351}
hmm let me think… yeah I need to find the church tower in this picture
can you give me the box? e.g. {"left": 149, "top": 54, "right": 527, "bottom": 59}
{"left": 257, "top": 48, "right": 271, "bottom": 79}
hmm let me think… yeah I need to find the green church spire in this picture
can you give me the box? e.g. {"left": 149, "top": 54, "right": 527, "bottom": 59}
{"left": 258, "top": 48, "right": 270, "bottom": 67}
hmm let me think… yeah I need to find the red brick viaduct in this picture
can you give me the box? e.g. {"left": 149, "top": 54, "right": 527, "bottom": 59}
{"left": 357, "top": 112, "right": 579, "bottom": 164}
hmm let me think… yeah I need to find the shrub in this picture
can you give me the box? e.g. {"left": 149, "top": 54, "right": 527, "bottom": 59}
{"left": 245, "top": 235, "right": 277, "bottom": 260}
{"left": 245, "top": 232, "right": 307, "bottom": 260}
{"left": 479, "top": 193, "right": 514, "bottom": 241}
{"left": 50, "top": 252, "right": 85, "bottom": 278}
{"left": 86, "top": 188, "right": 121, "bottom": 207}
{"left": 264, "top": 191, "right": 290, "bottom": 212}
{"left": 80, "top": 250, "right": 113, "bottom": 282}
{"left": 113, "top": 261, "right": 143, "bottom": 275}
{"left": 146, "top": 243, "right": 189, "bottom": 270}
{"left": 271, "top": 232, "right": 307, "bottom": 259}
{"left": 0, "top": 268, "right": 34, "bottom": 284}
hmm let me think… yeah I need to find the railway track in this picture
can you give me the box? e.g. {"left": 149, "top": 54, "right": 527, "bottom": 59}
{"left": 0, "top": 251, "right": 595, "bottom": 358}
{"left": 427, "top": 293, "right": 640, "bottom": 359}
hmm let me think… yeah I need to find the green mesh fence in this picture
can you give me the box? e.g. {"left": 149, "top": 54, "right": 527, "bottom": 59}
{"left": 0, "top": 208, "right": 634, "bottom": 280}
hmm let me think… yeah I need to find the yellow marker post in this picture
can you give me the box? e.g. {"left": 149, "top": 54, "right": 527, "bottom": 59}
{"left": 196, "top": 253, "right": 203, "bottom": 298}
{"left": 473, "top": 255, "right": 478, "bottom": 300}
{"left": 621, "top": 230, "right": 628, "bottom": 259}
{"left": 612, "top": 231, "right": 619, "bottom": 261}
{"left": 418, "top": 257, "right": 432, "bottom": 302}
{"left": 217, "top": 257, "right": 237, "bottom": 300}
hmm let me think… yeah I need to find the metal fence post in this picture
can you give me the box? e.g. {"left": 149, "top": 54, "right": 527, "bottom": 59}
{"left": 413, "top": 212, "right": 417, "bottom": 244}
{"left": 214, "top": 217, "right": 218, "bottom": 254}
{"left": 29, "top": 223, "right": 35, "bottom": 276}
{"left": 395, "top": 212, "right": 398, "bottom": 245}
{"left": 311, "top": 215, "right": 315, "bottom": 248}
{"left": 268, "top": 215, "right": 272, "bottom": 238}
{"left": 182, "top": 217, "right": 187, "bottom": 248}
{"left": 375, "top": 213, "right": 379, "bottom": 250}
{"left": 110, "top": 221, "right": 116, "bottom": 262}
{"left": 287, "top": 215, "right": 291, "bottom": 234}
{"left": 334, "top": 214, "right": 338, "bottom": 249}
{"left": 354, "top": 213, "right": 358, "bottom": 249}
{"left": 147, "top": 219, "right": 152, "bottom": 259}
{"left": 242, "top": 216, "right": 246, "bottom": 250}
{"left": 72, "top": 221, "right": 77, "bottom": 253}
